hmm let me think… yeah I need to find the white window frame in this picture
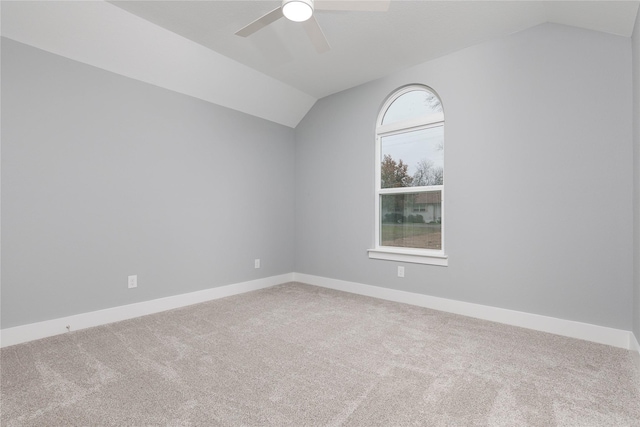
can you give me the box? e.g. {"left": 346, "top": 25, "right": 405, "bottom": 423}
{"left": 368, "top": 85, "right": 448, "bottom": 266}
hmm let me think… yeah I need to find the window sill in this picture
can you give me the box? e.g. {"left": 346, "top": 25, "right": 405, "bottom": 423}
{"left": 368, "top": 248, "right": 448, "bottom": 266}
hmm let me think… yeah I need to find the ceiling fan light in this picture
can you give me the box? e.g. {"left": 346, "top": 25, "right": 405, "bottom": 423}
{"left": 282, "top": 0, "right": 313, "bottom": 22}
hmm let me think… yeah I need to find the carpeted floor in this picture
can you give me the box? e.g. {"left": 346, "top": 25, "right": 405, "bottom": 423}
{"left": 1, "top": 282, "right": 639, "bottom": 426}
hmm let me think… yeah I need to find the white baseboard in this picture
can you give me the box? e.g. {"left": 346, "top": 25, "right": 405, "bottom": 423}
{"left": 293, "top": 273, "right": 633, "bottom": 350}
{"left": 0, "top": 273, "right": 293, "bottom": 348}
{"left": 2, "top": 272, "right": 634, "bottom": 353}
{"left": 630, "top": 333, "right": 640, "bottom": 370}
{"left": 631, "top": 332, "right": 640, "bottom": 353}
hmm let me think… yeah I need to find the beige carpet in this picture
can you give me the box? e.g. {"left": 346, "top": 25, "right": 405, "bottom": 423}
{"left": 1, "top": 282, "right": 639, "bottom": 426}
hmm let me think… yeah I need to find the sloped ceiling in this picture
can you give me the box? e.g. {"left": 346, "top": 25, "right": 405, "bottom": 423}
{"left": 2, "top": 1, "right": 639, "bottom": 128}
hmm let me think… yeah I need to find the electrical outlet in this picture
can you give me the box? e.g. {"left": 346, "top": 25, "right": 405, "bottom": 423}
{"left": 254, "top": 259, "right": 260, "bottom": 269}
{"left": 397, "top": 266, "right": 405, "bottom": 278}
{"left": 128, "top": 275, "right": 137, "bottom": 288}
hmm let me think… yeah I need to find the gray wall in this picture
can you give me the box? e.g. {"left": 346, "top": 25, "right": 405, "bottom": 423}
{"left": 633, "top": 9, "right": 640, "bottom": 340}
{"left": 2, "top": 22, "right": 637, "bottom": 334}
{"left": 1, "top": 38, "right": 295, "bottom": 328}
{"left": 294, "top": 24, "right": 634, "bottom": 330}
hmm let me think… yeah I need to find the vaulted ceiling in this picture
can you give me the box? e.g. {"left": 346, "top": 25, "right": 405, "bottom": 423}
{"left": 111, "top": 0, "right": 640, "bottom": 98}
{"left": 2, "top": 1, "right": 639, "bottom": 127}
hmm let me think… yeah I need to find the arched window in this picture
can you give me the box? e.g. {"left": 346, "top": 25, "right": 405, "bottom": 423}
{"left": 369, "top": 85, "right": 447, "bottom": 266}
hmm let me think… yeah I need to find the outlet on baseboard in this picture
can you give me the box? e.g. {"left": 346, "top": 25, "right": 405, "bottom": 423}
{"left": 397, "top": 266, "right": 405, "bottom": 278}
{"left": 128, "top": 275, "right": 137, "bottom": 288}
{"left": 254, "top": 259, "right": 260, "bottom": 269}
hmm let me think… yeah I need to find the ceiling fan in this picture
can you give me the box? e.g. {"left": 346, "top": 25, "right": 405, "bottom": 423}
{"left": 235, "top": 0, "right": 391, "bottom": 54}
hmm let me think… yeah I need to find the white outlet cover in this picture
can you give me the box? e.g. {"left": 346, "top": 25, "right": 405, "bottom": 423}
{"left": 254, "top": 259, "right": 260, "bottom": 269}
{"left": 397, "top": 266, "right": 405, "bottom": 278}
{"left": 128, "top": 275, "right": 137, "bottom": 288}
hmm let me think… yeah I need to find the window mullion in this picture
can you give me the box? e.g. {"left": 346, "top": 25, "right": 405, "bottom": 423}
{"left": 379, "top": 185, "right": 442, "bottom": 194}
{"left": 377, "top": 119, "right": 444, "bottom": 137}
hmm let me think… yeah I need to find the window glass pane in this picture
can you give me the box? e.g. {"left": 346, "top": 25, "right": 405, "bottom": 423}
{"left": 380, "top": 191, "right": 442, "bottom": 250}
{"left": 382, "top": 90, "right": 442, "bottom": 125}
{"left": 380, "top": 126, "right": 444, "bottom": 188}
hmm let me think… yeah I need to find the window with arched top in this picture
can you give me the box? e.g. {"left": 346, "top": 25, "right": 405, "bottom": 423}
{"left": 368, "top": 85, "right": 447, "bottom": 266}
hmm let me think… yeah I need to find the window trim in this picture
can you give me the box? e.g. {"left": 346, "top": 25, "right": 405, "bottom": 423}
{"left": 377, "top": 113, "right": 444, "bottom": 136}
{"left": 370, "top": 84, "right": 448, "bottom": 267}
{"left": 367, "top": 247, "right": 448, "bottom": 266}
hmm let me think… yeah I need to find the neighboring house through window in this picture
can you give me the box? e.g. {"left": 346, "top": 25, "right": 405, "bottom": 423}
{"left": 368, "top": 85, "right": 448, "bottom": 266}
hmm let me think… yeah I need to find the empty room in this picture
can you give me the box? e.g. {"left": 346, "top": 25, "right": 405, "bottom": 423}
{"left": 2, "top": 0, "right": 640, "bottom": 425}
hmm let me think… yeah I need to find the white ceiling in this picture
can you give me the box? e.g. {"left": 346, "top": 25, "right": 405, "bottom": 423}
{"left": 111, "top": 0, "right": 639, "bottom": 98}
{"left": 2, "top": 1, "right": 638, "bottom": 127}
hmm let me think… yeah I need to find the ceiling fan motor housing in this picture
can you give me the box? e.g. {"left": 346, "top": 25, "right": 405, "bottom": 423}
{"left": 282, "top": 0, "right": 314, "bottom": 22}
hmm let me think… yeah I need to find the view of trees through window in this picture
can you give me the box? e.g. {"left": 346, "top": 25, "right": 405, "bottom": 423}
{"left": 377, "top": 88, "right": 444, "bottom": 251}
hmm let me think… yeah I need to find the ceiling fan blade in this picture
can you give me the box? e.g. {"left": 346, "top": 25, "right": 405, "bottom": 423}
{"left": 235, "top": 6, "right": 283, "bottom": 37}
{"left": 302, "top": 16, "right": 331, "bottom": 53}
{"left": 315, "top": 0, "right": 390, "bottom": 12}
